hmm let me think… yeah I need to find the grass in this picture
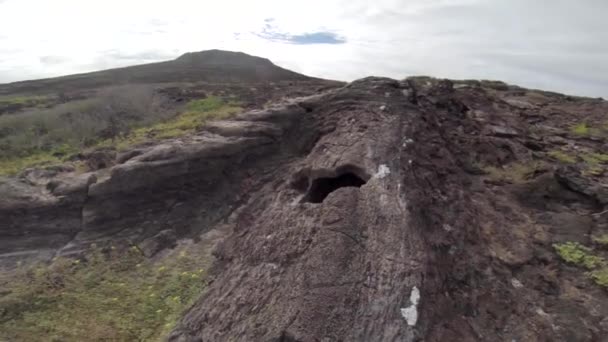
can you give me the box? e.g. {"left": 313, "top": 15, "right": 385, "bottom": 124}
{"left": 0, "top": 244, "right": 209, "bottom": 341}
{"left": 581, "top": 153, "right": 608, "bottom": 165}
{"left": 0, "top": 144, "right": 80, "bottom": 176}
{"left": 590, "top": 268, "right": 608, "bottom": 288}
{"left": 547, "top": 150, "right": 576, "bottom": 164}
{"left": 554, "top": 242, "right": 604, "bottom": 269}
{"left": 571, "top": 122, "right": 607, "bottom": 137}
{"left": 0, "top": 95, "right": 52, "bottom": 106}
{"left": 554, "top": 241, "right": 608, "bottom": 289}
{"left": 482, "top": 161, "right": 545, "bottom": 183}
{"left": 99, "top": 97, "right": 241, "bottom": 151}
{"left": 0, "top": 152, "right": 63, "bottom": 176}
{"left": 0, "top": 96, "right": 241, "bottom": 176}
{"left": 572, "top": 123, "right": 591, "bottom": 135}
{"left": 593, "top": 235, "right": 608, "bottom": 248}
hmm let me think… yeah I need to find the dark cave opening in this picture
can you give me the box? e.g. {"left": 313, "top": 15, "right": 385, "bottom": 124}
{"left": 303, "top": 172, "right": 367, "bottom": 203}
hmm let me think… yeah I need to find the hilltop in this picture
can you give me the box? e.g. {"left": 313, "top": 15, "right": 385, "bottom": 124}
{"left": 0, "top": 50, "right": 314, "bottom": 95}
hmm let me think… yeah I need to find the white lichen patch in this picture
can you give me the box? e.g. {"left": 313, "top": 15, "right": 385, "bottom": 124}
{"left": 375, "top": 164, "right": 391, "bottom": 179}
{"left": 511, "top": 278, "right": 524, "bottom": 289}
{"left": 400, "top": 286, "right": 421, "bottom": 326}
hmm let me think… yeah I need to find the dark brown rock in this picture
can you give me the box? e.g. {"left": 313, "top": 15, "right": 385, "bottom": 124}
{"left": 2, "top": 75, "right": 608, "bottom": 341}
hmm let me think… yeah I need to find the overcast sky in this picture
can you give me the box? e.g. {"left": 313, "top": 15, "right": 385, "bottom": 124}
{"left": 0, "top": 0, "right": 606, "bottom": 97}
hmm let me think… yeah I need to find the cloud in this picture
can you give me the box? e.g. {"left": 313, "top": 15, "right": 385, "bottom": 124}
{"left": 251, "top": 18, "right": 346, "bottom": 45}
{"left": 289, "top": 32, "right": 346, "bottom": 45}
{"left": 39, "top": 55, "right": 69, "bottom": 65}
{"left": 104, "top": 50, "right": 176, "bottom": 62}
{"left": 0, "top": 0, "right": 606, "bottom": 98}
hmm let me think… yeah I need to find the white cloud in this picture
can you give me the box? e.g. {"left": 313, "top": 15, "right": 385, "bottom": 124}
{"left": 0, "top": 0, "right": 606, "bottom": 97}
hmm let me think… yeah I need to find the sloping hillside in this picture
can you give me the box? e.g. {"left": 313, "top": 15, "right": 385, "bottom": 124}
{"left": 0, "top": 50, "right": 312, "bottom": 96}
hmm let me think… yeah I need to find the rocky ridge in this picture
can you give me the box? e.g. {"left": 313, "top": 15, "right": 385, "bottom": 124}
{"left": 1, "top": 76, "right": 608, "bottom": 341}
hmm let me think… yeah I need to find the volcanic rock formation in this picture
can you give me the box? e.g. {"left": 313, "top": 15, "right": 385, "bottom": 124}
{"left": 2, "top": 76, "right": 608, "bottom": 341}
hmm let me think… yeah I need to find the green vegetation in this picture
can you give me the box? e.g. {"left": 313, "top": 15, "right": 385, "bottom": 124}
{"left": 0, "top": 244, "right": 209, "bottom": 341}
{"left": 590, "top": 268, "right": 608, "bottom": 287}
{"left": 554, "top": 242, "right": 604, "bottom": 269}
{"left": 572, "top": 123, "right": 591, "bottom": 135}
{"left": 592, "top": 234, "right": 608, "bottom": 248}
{"left": 554, "top": 241, "right": 608, "bottom": 289}
{"left": 547, "top": 150, "right": 576, "bottom": 164}
{"left": 581, "top": 152, "right": 608, "bottom": 165}
{"left": 482, "top": 161, "right": 545, "bottom": 183}
{"left": 0, "top": 90, "right": 241, "bottom": 176}
{"left": 98, "top": 97, "right": 241, "bottom": 151}
{"left": 0, "top": 95, "right": 52, "bottom": 106}
{"left": 0, "top": 151, "right": 70, "bottom": 177}
{"left": 570, "top": 122, "right": 607, "bottom": 137}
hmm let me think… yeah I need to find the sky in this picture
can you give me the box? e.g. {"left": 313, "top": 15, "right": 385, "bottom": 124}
{"left": 0, "top": 0, "right": 607, "bottom": 97}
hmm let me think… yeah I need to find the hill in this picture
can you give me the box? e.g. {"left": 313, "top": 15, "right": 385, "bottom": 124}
{"left": 0, "top": 50, "right": 313, "bottom": 96}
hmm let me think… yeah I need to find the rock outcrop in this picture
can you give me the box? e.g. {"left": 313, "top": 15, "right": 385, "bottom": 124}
{"left": 2, "top": 76, "right": 608, "bottom": 341}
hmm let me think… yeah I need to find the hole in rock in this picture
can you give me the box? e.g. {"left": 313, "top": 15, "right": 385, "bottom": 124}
{"left": 303, "top": 171, "right": 367, "bottom": 203}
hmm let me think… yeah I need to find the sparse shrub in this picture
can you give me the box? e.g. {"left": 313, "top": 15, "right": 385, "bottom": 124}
{"left": 581, "top": 153, "right": 608, "bottom": 165}
{"left": 571, "top": 122, "right": 605, "bottom": 137}
{"left": 547, "top": 150, "right": 576, "bottom": 164}
{"left": 593, "top": 235, "right": 608, "bottom": 248}
{"left": 0, "top": 243, "right": 209, "bottom": 341}
{"left": 482, "top": 161, "right": 545, "bottom": 183}
{"left": 554, "top": 241, "right": 608, "bottom": 289}
{"left": 98, "top": 96, "right": 241, "bottom": 150}
{"left": 590, "top": 268, "right": 608, "bottom": 287}
{"left": 554, "top": 242, "right": 604, "bottom": 269}
{"left": 0, "top": 86, "right": 171, "bottom": 175}
{"left": 0, "top": 95, "right": 52, "bottom": 107}
{"left": 572, "top": 123, "right": 590, "bottom": 135}
{"left": 0, "top": 92, "right": 242, "bottom": 175}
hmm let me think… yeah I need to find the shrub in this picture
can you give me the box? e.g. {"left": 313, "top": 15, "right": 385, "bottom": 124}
{"left": 482, "top": 161, "right": 545, "bottom": 183}
{"left": 554, "top": 242, "right": 604, "bottom": 269}
{"left": 581, "top": 153, "right": 608, "bottom": 165}
{"left": 99, "top": 96, "right": 241, "bottom": 150}
{"left": 0, "top": 86, "right": 171, "bottom": 175}
{"left": 593, "top": 235, "right": 608, "bottom": 248}
{"left": 571, "top": 122, "right": 606, "bottom": 137}
{"left": 0, "top": 93, "right": 242, "bottom": 175}
{"left": 554, "top": 242, "right": 608, "bottom": 289}
{"left": 0, "top": 95, "right": 52, "bottom": 107}
{"left": 547, "top": 150, "right": 576, "bottom": 164}
{"left": 572, "top": 123, "right": 590, "bottom": 135}
{"left": 590, "top": 268, "right": 608, "bottom": 288}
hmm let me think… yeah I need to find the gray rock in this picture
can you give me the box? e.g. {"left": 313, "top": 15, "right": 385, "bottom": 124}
{"left": 138, "top": 230, "right": 177, "bottom": 257}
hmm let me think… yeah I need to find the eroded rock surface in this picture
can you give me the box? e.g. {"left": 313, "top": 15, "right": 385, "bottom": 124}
{"left": 1, "top": 76, "right": 608, "bottom": 341}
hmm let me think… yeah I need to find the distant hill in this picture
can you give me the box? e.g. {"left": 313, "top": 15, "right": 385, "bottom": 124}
{"left": 0, "top": 50, "right": 315, "bottom": 96}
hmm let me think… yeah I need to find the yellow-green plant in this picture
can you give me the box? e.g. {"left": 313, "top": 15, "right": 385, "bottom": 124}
{"left": 547, "top": 150, "right": 576, "bottom": 164}
{"left": 0, "top": 243, "right": 210, "bottom": 341}
{"left": 571, "top": 122, "right": 605, "bottom": 137}
{"left": 98, "top": 96, "right": 241, "bottom": 151}
{"left": 554, "top": 242, "right": 608, "bottom": 289}
{"left": 0, "top": 95, "right": 241, "bottom": 176}
{"left": 572, "top": 123, "right": 590, "bottom": 135}
{"left": 593, "top": 234, "right": 608, "bottom": 247}
{"left": 581, "top": 153, "right": 608, "bottom": 165}
{"left": 554, "top": 242, "right": 604, "bottom": 268}
{"left": 591, "top": 268, "right": 608, "bottom": 287}
{"left": 482, "top": 161, "right": 545, "bottom": 183}
{"left": 0, "top": 95, "right": 51, "bottom": 106}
